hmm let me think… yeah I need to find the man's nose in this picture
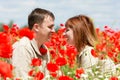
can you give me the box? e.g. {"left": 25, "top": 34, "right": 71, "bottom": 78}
{"left": 51, "top": 28, "right": 55, "bottom": 33}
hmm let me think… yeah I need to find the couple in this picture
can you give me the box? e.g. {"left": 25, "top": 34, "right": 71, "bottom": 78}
{"left": 12, "top": 8, "right": 115, "bottom": 79}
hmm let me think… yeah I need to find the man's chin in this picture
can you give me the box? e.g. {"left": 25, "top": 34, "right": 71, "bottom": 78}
{"left": 46, "top": 38, "right": 50, "bottom": 42}
{"left": 47, "top": 39, "right": 50, "bottom": 42}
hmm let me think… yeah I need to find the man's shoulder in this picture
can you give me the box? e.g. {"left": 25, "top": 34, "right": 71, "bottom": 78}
{"left": 13, "top": 37, "right": 31, "bottom": 48}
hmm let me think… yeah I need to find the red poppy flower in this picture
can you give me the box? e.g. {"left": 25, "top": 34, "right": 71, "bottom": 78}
{"left": 19, "top": 27, "right": 34, "bottom": 40}
{"left": 28, "top": 69, "right": 36, "bottom": 76}
{"left": 59, "top": 49, "right": 66, "bottom": 56}
{"left": 0, "top": 44, "right": 13, "bottom": 58}
{"left": 75, "top": 68, "right": 84, "bottom": 78}
{"left": 95, "top": 43, "right": 105, "bottom": 51}
{"left": 0, "top": 61, "right": 13, "bottom": 79}
{"left": 39, "top": 47, "right": 47, "bottom": 55}
{"left": 0, "top": 32, "right": 13, "bottom": 58}
{"left": 0, "top": 32, "right": 11, "bottom": 44}
{"left": 60, "top": 23, "right": 64, "bottom": 27}
{"left": 107, "top": 52, "right": 114, "bottom": 58}
{"left": 56, "top": 57, "right": 67, "bottom": 66}
{"left": 57, "top": 27, "right": 66, "bottom": 35}
{"left": 66, "top": 45, "right": 77, "bottom": 58}
{"left": 45, "top": 42, "right": 53, "bottom": 47}
{"left": 76, "top": 68, "right": 84, "bottom": 74}
{"left": 31, "top": 58, "right": 42, "bottom": 66}
{"left": 49, "top": 49, "right": 56, "bottom": 58}
{"left": 47, "top": 62, "right": 59, "bottom": 72}
{"left": 10, "top": 24, "right": 19, "bottom": 36}
{"left": 34, "top": 71, "right": 44, "bottom": 80}
{"left": 58, "top": 75, "right": 74, "bottom": 80}
{"left": 91, "top": 49, "right": 98, "bottom": 57}
{"left": 3, "top": 24, "right": 9, "bottom": 32}
{"left": 50, "top": 72, "right": 57, "bottom": 78}
{"left": 109, "top": 76, "right": 118, "bottom": 80}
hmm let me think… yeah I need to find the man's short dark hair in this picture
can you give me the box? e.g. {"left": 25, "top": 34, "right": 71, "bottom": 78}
{"left": 28, "top": 8, "right": 55, "bottom": 29}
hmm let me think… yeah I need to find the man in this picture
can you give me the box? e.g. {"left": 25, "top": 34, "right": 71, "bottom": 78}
{"left": 12, "top": 8, "right": 55, "bottom": 79}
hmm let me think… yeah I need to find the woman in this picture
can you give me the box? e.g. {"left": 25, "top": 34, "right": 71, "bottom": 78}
{"left": 65, "top": 15, "right": 115, "bottom": 72}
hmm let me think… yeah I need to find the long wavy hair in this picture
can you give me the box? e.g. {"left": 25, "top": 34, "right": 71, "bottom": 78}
{"left": 65, "top": 15, "right": 97, "bottom": 53}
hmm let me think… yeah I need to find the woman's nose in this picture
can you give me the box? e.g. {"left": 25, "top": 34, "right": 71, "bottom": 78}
{"left": 63, "top": 32, "right": 67, "bottom": 38}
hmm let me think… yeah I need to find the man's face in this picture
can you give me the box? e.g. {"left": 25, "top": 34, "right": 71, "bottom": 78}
{"left": 37, "top": 16, "right": 55, "bottom": 42}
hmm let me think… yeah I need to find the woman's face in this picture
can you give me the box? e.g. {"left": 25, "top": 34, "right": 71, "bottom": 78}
{"left": 65, "top": 27, "right": 75, "bottom": 46}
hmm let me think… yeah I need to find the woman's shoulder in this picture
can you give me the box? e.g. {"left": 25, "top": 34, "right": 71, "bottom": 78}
{"left": 84, "top": 45, "right": 93, "bottom": 50}
{"left": 80, "top": 45, "right": 99, "bottom": 68}
{"left": 78, "top": 45, "right": 93, "bottom": 57}
{"left": 82, "top": 45, "right": 93, "bottom": 53}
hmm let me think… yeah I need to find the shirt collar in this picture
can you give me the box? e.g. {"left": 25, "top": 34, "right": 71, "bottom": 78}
{"left": 30, "top": 38, "right": 42, "bottom": 56}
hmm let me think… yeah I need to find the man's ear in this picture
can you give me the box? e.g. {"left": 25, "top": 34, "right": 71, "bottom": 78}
{"left": 33, "top": 23, "right": 39, "bottom": 32}
{"left": 35, "top": 29, "right": 39, "bottom": 32}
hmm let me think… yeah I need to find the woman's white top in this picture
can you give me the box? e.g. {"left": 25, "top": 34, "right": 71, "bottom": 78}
{"left": 78, "top": 45, "right": 115, "bottom": 73}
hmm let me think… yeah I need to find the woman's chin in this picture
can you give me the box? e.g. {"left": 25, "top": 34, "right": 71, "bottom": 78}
{"left": 67, "top": 41, "right": 74, "bottom": 46}
{"left": 67, "top": 42, "right": 72, "bottom": 45}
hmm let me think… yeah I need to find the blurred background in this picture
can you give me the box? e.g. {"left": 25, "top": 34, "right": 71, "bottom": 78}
{"left": 0, "top": 0, "right": 120, "bottom": 30}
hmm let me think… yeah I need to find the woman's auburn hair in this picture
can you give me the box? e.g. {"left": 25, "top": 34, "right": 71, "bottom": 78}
{"left": 65, "top": 15, "right": 97, "bottom": 53}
